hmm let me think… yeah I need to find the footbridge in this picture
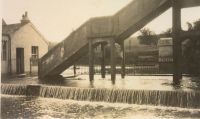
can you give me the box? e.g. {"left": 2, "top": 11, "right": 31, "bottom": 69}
{"left": 38, "top": 0, "right": 200, "bottom": 84}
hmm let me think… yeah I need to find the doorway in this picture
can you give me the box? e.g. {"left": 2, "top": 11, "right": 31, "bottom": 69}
{"left": 16, "top": 48, "right": 24, "bottom": 74}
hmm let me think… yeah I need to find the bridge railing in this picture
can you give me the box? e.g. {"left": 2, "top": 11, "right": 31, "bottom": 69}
{"left": 39, "top": 21, "right": 90, "bottom": 78}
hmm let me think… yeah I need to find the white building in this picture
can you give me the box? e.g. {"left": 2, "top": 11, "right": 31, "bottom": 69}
{"left": 1, "top": 12, "right": 49, "bottom": 76}
{"left": 158, "top": 38, "right": 173, "bottom": 62}
{"left": 157, "top": 38, "right": 173, "bottom": 73}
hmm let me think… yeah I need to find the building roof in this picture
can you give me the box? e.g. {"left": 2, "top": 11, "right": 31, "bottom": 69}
{"left": 2, "top": 12, "right": 49, "bottom": 45}
{"left": 2, "top": 23, "right": 26, "bottom": 35}
{"left": 2, "top": 19, "right": 6, "bottom": 25}
{"left": 2, "top": 22, "right": 49, "bottom": 45}
{"left": 2, "top": 12, "right": 30, "bottom": 35}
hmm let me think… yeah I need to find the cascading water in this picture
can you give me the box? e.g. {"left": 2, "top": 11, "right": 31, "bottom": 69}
{"left": 1, "top": 84, "right": 200, "bottom": 108}
{"left": 39, "top": 86, "right": 200, "bottom": 108}
{"left": 1, "top": 84, "right": 27, "bottom": 95}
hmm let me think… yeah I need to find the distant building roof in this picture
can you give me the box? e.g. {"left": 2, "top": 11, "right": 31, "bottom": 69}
{"left": 158, "top": 38, "right": 173, "bottom": 46}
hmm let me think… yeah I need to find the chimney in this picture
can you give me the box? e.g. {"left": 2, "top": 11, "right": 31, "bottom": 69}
{"left": 21, "top": 11, "right": 30, "bottom": 24}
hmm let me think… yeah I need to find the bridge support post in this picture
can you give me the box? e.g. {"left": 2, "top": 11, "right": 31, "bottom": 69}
{"left": 121, "top": 41, "right": 125, "bottom": 78}
{"left": 73, "top": 64, "right": 76, "bottom": 77}
{"left": 89, "top": 40, "right": 94, "bottom": 82}
{"left": 110, "top": 38, "right": 116, "bottom": 84}
{"left": 101, "top": 43, "right": 106, "bottom": 78}
{"left": 172, "top": 0, "right": 182, "bottom": 85}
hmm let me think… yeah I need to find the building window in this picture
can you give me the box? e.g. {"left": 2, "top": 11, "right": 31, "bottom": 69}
{"left": 31, "top": 46, "right": 39, "bottom": 66}
{"left": 2, "top": 41, "right": 7, "bottom": 61}
{"left": 31, "top": 46, "right": 39, "bottom": 59}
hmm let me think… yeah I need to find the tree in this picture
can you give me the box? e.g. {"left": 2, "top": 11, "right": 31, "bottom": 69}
{"left": 183, "top": 19, "right": 200, "bottom": 75}
{"left": 161, "top": 28, "right": 172, "bottom": 37}
{"left": 193, "top": 19, "right": 200, "bottom": 30}
{"left": 186, "top": 22, "right": 193, "bottom": 31}
{"left": 138, "top": 28, "right": 159, "bottom": 45}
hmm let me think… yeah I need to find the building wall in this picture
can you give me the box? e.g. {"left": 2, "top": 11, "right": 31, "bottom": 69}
{"left": 158, "top": 38, "right": 173, "bottom": 58}
{"left": 158, "top": 38, "right": 173, "bottom": 73}
{"left": 1, "top": 35, "right": 9, "bottom": 74}
{"left": 10, "top": 23, "right": 48, "bottom": 74}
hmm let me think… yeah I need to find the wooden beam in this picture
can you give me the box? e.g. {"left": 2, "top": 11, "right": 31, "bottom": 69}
{"left": 180, "top": 0, "right": 200, "bottom": 8}
{"left": 101, "top": 44, "right": 106, "bottom": 78}
{"left": 110, "top": 38, "right": 116, "bottom": 84}
{"left": 89, "top": 40, "right": 94, "bottom": 82}
{"left": 121, "top": 41, "right": 125, "bottom": 78}
{"left": 73, "top": 64, "right": 76, "bottom": 77}
{"left": 172, "top": 0, "right": 182, "bottom": 84}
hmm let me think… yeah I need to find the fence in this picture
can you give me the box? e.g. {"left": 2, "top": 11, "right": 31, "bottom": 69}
{"left": 62, "top": 65, "right": 160, "bottom": 76}
{"left": 30, "top": 57, "right": 39, "bottom": 75}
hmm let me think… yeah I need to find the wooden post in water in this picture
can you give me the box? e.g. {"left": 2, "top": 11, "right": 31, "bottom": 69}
{"left": 110, "top": 38, "right": 116, "bottom": 84}
{"left": 101, "top": 43, "right": 106, "bottom": 78}
{"left": 73, "top": 64, "right": 76, "bottom": 77}
{"left": 172, "top": 0, "right": 182, "bottom": 84}
{"left": 121, "top": 41, "right": 125, "bottom": 78}
{"left": 89, "top": 40, "right": 94, "bottom": 82}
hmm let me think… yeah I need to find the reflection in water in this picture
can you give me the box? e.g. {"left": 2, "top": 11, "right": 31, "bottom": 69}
{"left": 1, "top": 95, "right": 200, "bottom": 119}
{"left": 2, "top": 73, "right": 200, "bottom": 91}
{"left": 41, "top": 75, "right": 200, "bottom": 91}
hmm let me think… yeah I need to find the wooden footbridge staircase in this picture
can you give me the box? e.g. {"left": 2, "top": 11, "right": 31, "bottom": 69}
{"left": 38, "top": 0, "right": 200, "bottom": 84}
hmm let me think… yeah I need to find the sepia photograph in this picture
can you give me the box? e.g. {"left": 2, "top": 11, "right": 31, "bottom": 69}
{"left": 1, "top": 0, "right": 200, "bottom": 118}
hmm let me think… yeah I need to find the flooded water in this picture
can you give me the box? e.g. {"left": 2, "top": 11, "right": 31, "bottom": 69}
{"left": 2, "top": 94, "right": 200, "bottom": 119}
{"left": 2, "top": 65, "right": 200, "bottom": 91}
{"left": 1, "top": 68, "right": 200, "bottom": 119}
{"left": 61, "top": 75, "right": 200, "bottom": 91}
{"left": 2, "top": 74, "right": 200, "bottom": 91}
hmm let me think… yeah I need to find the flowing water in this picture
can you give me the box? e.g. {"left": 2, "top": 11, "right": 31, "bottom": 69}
{"left": 1, "top": 74, "right": 200, "bottom": 119}
{"left": 1, "top": 94, "right": 200, "bottom": 119}
{"left": 2, "top": 84, "right": 200, "bottom": 108}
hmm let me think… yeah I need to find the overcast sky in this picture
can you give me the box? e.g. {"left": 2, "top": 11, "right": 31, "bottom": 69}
{"left": 2, "top": 0, "right": 200, "bottom": 42}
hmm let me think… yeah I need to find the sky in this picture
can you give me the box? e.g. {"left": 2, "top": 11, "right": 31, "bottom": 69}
{"left": 1, "top": 0, "right": 200, "bottom": 42}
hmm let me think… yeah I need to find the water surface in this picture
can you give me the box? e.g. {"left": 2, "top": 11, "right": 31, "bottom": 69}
{"left": 1, "top": 94, "right": 200, "bottom": 119}
{"left": 2, "top": 74, "right": 200, "bottom": 91}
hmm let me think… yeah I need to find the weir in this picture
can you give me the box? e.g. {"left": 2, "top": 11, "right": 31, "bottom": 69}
{"left": 1, "top": 84, "right": 200, "bottom": 108}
